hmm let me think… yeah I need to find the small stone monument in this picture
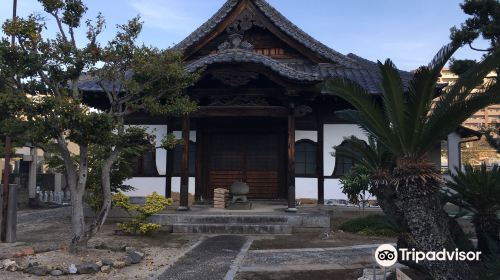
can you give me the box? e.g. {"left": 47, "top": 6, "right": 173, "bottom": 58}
{"left": 43, "top": 191, "right": 48, "bottom": 203}
{"left": 228, "top": 181, "right": 252, "bottom": 210}
{"left": 230, "top": 181, "right": 249, "bottom": 203}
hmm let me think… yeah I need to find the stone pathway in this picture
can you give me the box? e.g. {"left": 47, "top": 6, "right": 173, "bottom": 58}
{"left": 239, "top": 244, "right": 379, "bottom": 273}
{"left": 158, "top": 235, "right": 247, "bottom": 280}
{"left": 17, "top": 206, "right": 71, "bottom": 224}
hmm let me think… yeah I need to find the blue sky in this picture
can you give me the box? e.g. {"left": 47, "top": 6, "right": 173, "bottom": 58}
{"left": 0, "top": 0, "right": 489, "bottom": 71}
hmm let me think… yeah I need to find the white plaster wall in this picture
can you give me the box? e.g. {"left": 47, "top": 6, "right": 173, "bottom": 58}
{"left": 172, "top": 131, "right": 197, "bottom": 143}
{"left": 295, "top": 178, "right": 318, "bottom": 199}
{"left": 171, "top": 177, "right": 196, "bottom": 195}
{"left": 295, "top": 131, "right": 318, "bottom": 199}
{"left": 324, "top": 178, "right": 348, "bottom": 200}
{"left": 295, "top": 130, "right": 317, "bottom": 142}
{"left": 123, "top": 177, "right": 166, "bottom": 197}
{"left": 126, "top": 124, "right": 168, "bottom": 175}
{"left": 324, "top": 124, "right": 367, "bottom": 176}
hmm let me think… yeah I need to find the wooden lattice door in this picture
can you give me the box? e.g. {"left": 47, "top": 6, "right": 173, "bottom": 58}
{"left": 207, "top": 133, "right": 280, "bottom": 199}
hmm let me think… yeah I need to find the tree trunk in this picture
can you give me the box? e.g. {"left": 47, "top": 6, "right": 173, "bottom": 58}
{"left": 83, "top": 148, "right": 121, "bottom": 242}
{"left": 393, "top": 162, "right": 475, "bottom": 280}
{"left": 472, "top": 213, "right": 500, "bottom": 255}
{"left": 372, "top": 173, "right": 424, "bottom": 271}
{"left": 69, "top": 189, "right": 87, "bottom": 252}
{"left": 371, "top": 174, "right": 404, "bottom": 225}
{"left": 449, "top": 216, "right": 475, "bottom": 252}
{"left": 66, "top": 144, "right": 90, "bottom": 253}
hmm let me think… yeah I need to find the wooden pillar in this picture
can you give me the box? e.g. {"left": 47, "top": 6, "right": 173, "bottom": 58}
{"left": 165, "top": 124, "right": 173, "bottom": 198}
{"left": 178, "top": 116, "right": 190, "bottom": 211}
{"left": 286, "top": 104, "right": 297, "bottom": 212}
{"left": 316, "top": 112, "right": 325, "bottom": 205}
{"left": 195, "top": 122, "right": 203, "bottom": 201}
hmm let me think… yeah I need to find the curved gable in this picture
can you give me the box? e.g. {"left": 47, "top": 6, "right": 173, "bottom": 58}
{"left": 175, "top": 0, "right": 357, "bottom": 67}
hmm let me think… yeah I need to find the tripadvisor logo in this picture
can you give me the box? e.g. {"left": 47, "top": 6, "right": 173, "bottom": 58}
{"left": 374, "top": 244, "right": 482, "bottom": 267}
{"left": 375, "top": 244, "right": 398, "bottom": 267}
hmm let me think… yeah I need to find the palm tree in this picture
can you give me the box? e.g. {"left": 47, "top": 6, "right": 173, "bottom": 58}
{"left": 445, "top": 164, "right": 500, "bottom": 255}
{"left": 323, "top": 43, "right": 500, "bottom": 280}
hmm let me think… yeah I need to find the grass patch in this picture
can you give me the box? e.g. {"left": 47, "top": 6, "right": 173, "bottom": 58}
{"left": 340, "top": 215, "right": 399, "bottom": 237}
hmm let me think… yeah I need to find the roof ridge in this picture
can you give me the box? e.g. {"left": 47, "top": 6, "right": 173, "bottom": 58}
{"left": 174, "top": 0, "right": 240, "bottom": 51}
{"left": 174, "top": 0, "right": 359, "bottom": 67}
{"left": 252, "top": 0, "right": 357, "bottom": 67}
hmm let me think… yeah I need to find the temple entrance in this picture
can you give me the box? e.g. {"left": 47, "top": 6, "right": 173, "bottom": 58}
{"left": 201, "top": 118, "right": 286, "bottom": 199}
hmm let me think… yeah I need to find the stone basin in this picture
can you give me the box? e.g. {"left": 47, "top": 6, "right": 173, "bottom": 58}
{"left": 230, "top": 181, "right": 249, "bottom": 195}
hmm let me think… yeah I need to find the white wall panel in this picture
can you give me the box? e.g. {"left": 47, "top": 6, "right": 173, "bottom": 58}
{"left": 295, "top": 130, "right": 317, "bottom": 142}
{"left": 123, "top": 177, "right": 166, "bottom": 197}
{"left": 172, "top": 131, "right": 197, "bottom": 142}
{"left": 324, "top": 178, "right": 348, "bottom": 200}
{"left": 323, "top": 124, "right": 367, "bottom": 176}
{"left": 126, "top": 124, "right": 168, "bottom": 175}
{"left": 171, "top": 177, "right": 196, "bottom": 195}
{"left": 295, "top": 177, "right": 318, "bottom": 199}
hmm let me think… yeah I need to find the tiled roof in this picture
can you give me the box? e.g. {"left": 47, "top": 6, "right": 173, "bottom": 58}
{"left": 173, "top": 0, "right": 413, "bottom": 93}
{"left": 79, "top": 54, "right": 412, "bottom": 94}
{"left": 185, "top": 49, "right": 322, "bottom": 82}
{"left": 79, "top": 0, "right": 414, "bottom": 95}
{"left": 185, "top": 51, "right": 413, "bottom": 94}
{"left": 175, "top": 0, "right": 358, "bottom": 67}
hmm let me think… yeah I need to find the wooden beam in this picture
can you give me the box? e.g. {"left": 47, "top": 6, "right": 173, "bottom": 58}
{"left": 192, "top": 106, "right": 288, "bottom": 118}
{"left": 178, "top": 116, "right": 190, "bottom": 211}
{"left": 316, "top": 110, "right": 325, "bottom": 205}
{"left": 286, "top": 104, "right": 297, "bottom": 212}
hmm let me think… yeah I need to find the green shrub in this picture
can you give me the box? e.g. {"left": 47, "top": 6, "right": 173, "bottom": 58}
{"left": 340, "top": 215, "right": 399, "bottom": 237}
{"left": 112, "top": 192, "right": 172, "bottom": 235}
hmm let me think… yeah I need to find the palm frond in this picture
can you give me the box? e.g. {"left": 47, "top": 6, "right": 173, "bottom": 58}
{"left": 446, "top": 164, "right": 500, "bottom": 214}
{"left": 439, "top": 50, "right": 500, "bottom": 106}
{"left": 334, "top": 135, "right": 394, "bottom": 173}
{"left": 378, "top": 60, "right": 409, "bottom": 148}
{"left": 323, "top": 78, "right": 397, "bottom": 151}
{"left": 427, "top": 42, "right": 461, "bottom": 78}
{"left": 406, "top": 43, "right": 461, "bottom": 152}
{"left": 422, "top": 82, "right": 500, "bottom": 155}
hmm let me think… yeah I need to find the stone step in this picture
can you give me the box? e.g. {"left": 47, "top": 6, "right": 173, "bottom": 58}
{"left": 172, "top": 223, "right": 293, "bottom": 234}
{"left": 159, "top": 215, "right": 290, "bottom": 225}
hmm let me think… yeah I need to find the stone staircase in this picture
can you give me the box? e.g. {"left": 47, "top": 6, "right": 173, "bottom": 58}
{"left": 151, "top": 214, "right": 329, "bottom": 234}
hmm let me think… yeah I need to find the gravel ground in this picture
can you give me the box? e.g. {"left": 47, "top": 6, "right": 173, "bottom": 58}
{"left": 0, "top": 208, "right": 201, "bottom": 280}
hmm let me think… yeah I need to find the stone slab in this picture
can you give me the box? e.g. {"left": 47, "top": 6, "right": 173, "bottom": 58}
{"left": 158, "top": 235, "right": 246, "bottom": 280}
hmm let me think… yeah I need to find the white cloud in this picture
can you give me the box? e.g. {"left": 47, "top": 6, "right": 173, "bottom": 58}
{"left": 128, "top": 0, "right": 199, "bottom": 34}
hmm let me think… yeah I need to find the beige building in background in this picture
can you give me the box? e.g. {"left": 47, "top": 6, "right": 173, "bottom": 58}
{"left": 438, "top": 68, "right": 499, "bottom": 129}
{"left": 438, "top": 68, "right": 499, "bottom": 167}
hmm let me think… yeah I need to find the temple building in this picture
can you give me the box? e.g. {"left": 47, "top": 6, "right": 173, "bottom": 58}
{"left": 79, "top": 0, "right": 480, "bottom": 210}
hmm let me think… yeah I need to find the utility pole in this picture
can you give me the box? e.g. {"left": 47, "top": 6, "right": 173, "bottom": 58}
{"left": 1, "top": 0, "right": 17, "bottom": 242}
